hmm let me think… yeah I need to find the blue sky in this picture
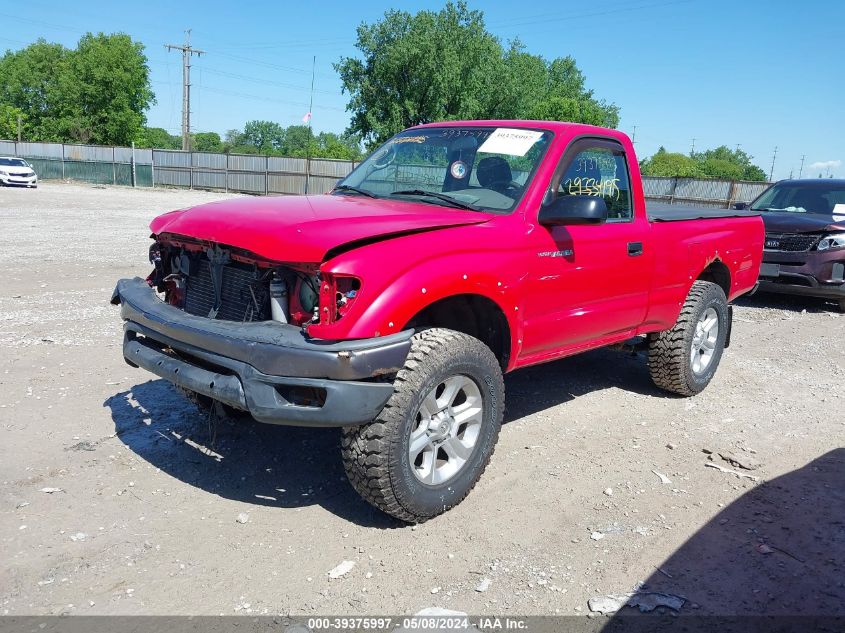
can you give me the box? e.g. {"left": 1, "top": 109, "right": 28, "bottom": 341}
{"left": 2, "top": 0, "right": 843, "bottom": 179}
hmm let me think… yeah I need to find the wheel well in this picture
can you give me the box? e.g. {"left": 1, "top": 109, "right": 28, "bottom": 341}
{"left": 405, "top": 294, "right": 511, "bottom": 370}
{"left": 698, "top": 259, "right": 731, "bottom": 297}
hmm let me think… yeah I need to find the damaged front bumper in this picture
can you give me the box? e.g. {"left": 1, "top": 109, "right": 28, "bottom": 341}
{"left": 111, "top": 277, "right": 411, "bottom": 426}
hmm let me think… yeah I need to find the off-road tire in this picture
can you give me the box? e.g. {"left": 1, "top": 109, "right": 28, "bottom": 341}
{"left": 838, "top": 298, "right": 845, "bottom": 314}
{"left": 341, "top": 328, "right": 504, "bottom": 523}
{"left": 648, "top": 280, "right": 729, "bottom": 396}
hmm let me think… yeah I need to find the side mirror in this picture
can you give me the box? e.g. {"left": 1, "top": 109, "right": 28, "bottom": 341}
{"left": 539, "top": 195, "right": 608, "bottom": 226}
{"left": 733, "top": 202, "right": 749, "bottom": 210}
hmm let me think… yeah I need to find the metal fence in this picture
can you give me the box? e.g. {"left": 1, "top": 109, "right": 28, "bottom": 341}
{"left": 641, "top": 176, "right": 771, "bottom": 208}
{"left": 151, "top": 149, "right": 357, "bottom": 195}
{"left": 2, "top": 139, "right": 772, "bottom": 206}
{"left": 0, "top": 139, "right": 355, "bottom": 195}
{"left": 0, "top": 139, "right": 153, "bottom": 187}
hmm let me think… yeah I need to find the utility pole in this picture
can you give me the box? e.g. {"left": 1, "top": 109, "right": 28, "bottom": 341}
{"left": 631, "top": 125, "right": 637, "bottom": 144}
{"left": 304, "top": 55, "right": 316, "bottom": 195}
{"left": 690, "top": 138, "right": 696, "bottom": 156}
{"left": 798, "top": 155, "right": 805, "bottom": 179}
{"left": 165, "top": 30, "right": 205, "bottom": 151}
{"left": 17, "top": 115, "right": 22, "bottom": 142}
{"left": 768, "top": 146, "right": 778, "bottom": 182}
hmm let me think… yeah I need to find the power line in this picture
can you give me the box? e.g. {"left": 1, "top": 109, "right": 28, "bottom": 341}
{"left": 204, "top": 49, "right": 337, "bottom": 80}
{"left": 196, "top": 66, "right": 340, "bottom": 96}
{"left": 204, "top": 36, "right": 352, "bottom": 52}
{"left": 165, "top": 29, "right": 205, "bottom": 151}
{"left": 199, "top": 86, "right": 346, "bottom": 112}
{"left": 489, "top": 0, "right": 693, "bottom": 35}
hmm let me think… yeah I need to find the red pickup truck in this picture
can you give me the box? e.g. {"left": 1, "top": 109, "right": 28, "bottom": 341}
{"left": 112, "top": 120, "right": 764, "bottom": 522}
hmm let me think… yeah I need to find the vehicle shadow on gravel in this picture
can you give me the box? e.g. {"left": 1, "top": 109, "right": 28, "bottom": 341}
{"left": 600, "top": 449, "right": 845, "bottom": 629}
{"left": 103, "top": 379, "right": 401, "bottom": 528}
{"left": 504, "top": 345, "right": 663, "bottom": 423}
{"left": 104, "top": 346, "right": 660, "bottom": 526}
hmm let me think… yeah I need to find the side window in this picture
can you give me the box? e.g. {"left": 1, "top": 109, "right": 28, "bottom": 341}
{"left": 557, "top": 144, "right": 633, "bottom": 221}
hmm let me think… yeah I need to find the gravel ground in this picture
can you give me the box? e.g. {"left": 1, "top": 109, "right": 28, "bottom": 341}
{"left": 1, "top": 183, "right": 843, "bottom": 618}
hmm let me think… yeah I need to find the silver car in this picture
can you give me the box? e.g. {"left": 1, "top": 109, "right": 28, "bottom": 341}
{"left": 0, "top": 157, "right": 38, "bottom": 188}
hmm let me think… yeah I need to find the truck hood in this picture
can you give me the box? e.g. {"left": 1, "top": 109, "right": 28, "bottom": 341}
{"left": 150, "top": 194, "right": 490, "bottom": 262}
{"left": 759, "top": 211, "right": 845, "bottom": 233}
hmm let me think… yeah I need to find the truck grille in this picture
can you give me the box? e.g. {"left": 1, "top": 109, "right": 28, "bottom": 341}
{"left": 184, "top": 261, "right": 269, "bottom": 321}
{"left": 763, "top": 233, "right": 820, "bottom": 252}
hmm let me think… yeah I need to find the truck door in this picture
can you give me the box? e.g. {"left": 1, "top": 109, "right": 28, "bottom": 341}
{"left": 520, "top": 137, "right": 651, "bottom": 357}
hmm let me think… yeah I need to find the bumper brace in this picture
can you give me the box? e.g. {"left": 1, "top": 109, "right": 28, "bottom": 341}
{"left": 112, "top": 278, "right": 412, "bottom": 426}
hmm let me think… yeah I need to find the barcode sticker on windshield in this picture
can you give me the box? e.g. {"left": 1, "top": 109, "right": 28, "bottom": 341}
{"left": 478, "top": 128, "right": 543, "bottom": 157}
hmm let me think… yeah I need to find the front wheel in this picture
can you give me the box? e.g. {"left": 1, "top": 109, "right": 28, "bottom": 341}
{"left": 341, "top": 328, "right": 504, "bottom": 523}
{"left": 648, "top": 280, "right": 729, "bottom": 396}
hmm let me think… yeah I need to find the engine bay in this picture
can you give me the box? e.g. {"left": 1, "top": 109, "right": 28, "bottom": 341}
{"left": 147, "top": 238, "right": 358, "bottom": 327}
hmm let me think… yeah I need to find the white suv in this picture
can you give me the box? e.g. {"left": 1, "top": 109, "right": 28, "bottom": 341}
{"left": 0, "top": 157, "right": 38, "bottom": 188}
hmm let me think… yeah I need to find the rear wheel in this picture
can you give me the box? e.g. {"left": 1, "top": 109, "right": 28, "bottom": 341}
{"left": 341, "top": 328, "right": 504, "bottom": 523}
{"left": 838, "top": 298, "right": 845, "bottom": 314}
{"left": 649, "top": 280, "right": 729, "bottom": 396}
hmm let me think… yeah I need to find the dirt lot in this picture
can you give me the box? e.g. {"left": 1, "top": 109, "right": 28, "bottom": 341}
{"left": 1, "top": 183, "right": 843, "bottom": 618}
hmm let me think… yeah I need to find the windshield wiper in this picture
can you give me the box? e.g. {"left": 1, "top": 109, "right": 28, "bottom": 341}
{"left": 333, "top": 184, "right": 378, "bottom": 198}
{"left": 390, "top": 189, "right": 480, "bottom": 211}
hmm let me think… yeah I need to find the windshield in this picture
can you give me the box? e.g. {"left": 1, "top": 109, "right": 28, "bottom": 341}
{"left": 0, "top": 158, "right": 28, "bottom": 167}
{"left": 751, "top": 182, "right": 845, "bottom": 215}
{"left": 335, "top": 126, "right": 553, "bottom": 212}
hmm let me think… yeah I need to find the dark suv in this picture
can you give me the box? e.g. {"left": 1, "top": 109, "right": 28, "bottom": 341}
{"left": 741, "top": 179, "right": 845, "bottom": 311}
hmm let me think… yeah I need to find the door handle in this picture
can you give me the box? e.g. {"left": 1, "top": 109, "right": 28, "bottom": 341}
{"left": 627, "top": 241, "right": 644, "bottom": 257}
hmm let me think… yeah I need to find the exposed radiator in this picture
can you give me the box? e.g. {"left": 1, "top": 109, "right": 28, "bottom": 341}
{"left": 184, "top": 261, "right": 269, "bottom": 321}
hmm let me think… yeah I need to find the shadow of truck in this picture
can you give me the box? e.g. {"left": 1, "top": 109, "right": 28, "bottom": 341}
{"left": 597, "top": 449, "right": 845, "bottom": 632}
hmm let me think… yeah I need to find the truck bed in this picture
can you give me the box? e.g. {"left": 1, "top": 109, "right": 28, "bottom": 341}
{"left": 647, "top": 203, "right": 760, "bottom": 223}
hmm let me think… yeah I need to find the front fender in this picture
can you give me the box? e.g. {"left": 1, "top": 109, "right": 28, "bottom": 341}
{"left": 306, "top": 226, "right": 527, "bottom": 362}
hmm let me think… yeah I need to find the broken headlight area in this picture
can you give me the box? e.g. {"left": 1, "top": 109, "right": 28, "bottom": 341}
{"left": 316, "top": 273, "right": 362, "bottom": 325}
{"left": 817, "top": 233, "right": 845, "bottom": 251}
{"left": 147, "top": 238, "right": 323, "bottom": 326}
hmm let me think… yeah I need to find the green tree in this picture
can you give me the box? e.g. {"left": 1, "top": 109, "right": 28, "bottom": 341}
{"left": 0, "top": 40, "right": 68, "bottom": 140}
{"left": 692, "top": 146, "right": 767, "bottom": 181}
{"left": 222, "top": 123, "right": 362, "bottom": 159}
{"left": 697, "top": 157, "right": 744, "bottom": 180}
{"left": 280, "top": 125, "right": 313, "bottom": 156}
{"left": 313, "top": 131, "right": 362, "bottom": 160}
{"left": 222, "top": 129, "right": 259, "bottom": 154}
{"left": 335, "top": 2, "right": 618, "bottom": 147}
{"left": 336, "top": 2, "right": 501, "bottom": 147}
{"left": 59, "top": 33, "right": 154, "bottom": 144}
{"left": 192, "top": 131, "right": 223, "bottom": 152}
{"left": 0, "top": 34, "right": 154, "bottom": 145}
{"left": 529, "top": 96, "right": 618, "bottom": 128}
{"left": 641, "top": 145, "right": 768, "bottom": 181}
{"left": 136, "top": 126, "right": 180, "bottom": 149}
{"left": 640, "top": 147, "right": 703, "bottom": 178}
{"left": 0, "top": 104, "right": 26, "bottom": 139}
{"left": 242, "top": 120, "right": 286, "bottom": 153}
